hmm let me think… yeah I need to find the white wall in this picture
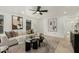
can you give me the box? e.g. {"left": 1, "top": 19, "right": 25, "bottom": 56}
{"left": 0, "top": 8, "right": 79, "bottom": 38}
{"left": 40, "top": 17, "right": 65, "bottom": 38}
{"left": 38, "top": 15, "right": 78, "bottom": 38}
{"left": 0, "top": 11, "right": 39, "bottom": 34}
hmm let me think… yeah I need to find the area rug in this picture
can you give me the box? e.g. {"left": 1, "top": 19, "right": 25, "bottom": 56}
{"left": 7, "top": 36, "right": 61, "bottom": 53}
{"left": 45, "top": 38, "right": 60, "bottom": 53}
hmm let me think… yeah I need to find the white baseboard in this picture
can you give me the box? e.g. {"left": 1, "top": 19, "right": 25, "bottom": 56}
{"left": 44, "top": 34, "right": 64, "bottom": 38}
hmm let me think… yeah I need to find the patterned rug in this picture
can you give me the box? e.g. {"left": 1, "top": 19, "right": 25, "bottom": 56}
{"left": 45, "top": 37, "right": 60, "bottom": 53}
{"left": 8, "top": 38, "right": 60, "bottom": 53}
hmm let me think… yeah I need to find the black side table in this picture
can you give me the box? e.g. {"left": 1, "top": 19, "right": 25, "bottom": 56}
{"left": 25, "top": 40, "right": 31, "bottom": 51}
{"left": 40, "top": 36, "right": 44, "bottom": 43}
{"left": 37, "top": 39, "right": 41, "bottom": 47}
{"left": 31, "top": 39, "right": 38, "bottom": 49}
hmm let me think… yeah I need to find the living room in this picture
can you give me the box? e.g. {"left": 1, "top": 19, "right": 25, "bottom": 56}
{"left": 0, "top": 6, "right": 79, "bottom": 53}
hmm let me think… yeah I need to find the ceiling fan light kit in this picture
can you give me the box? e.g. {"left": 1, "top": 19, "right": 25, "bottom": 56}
{"left": 36, "top": 11, "right": 40, "bottom": 14}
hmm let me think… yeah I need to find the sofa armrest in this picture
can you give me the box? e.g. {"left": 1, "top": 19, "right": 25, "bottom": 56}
{"left": 0, "top": 43, "right": 6, "bottom": 47}
{"left": 0, "top": 43, "right": 3, "bottom": 46}
{"left": 7, "top": 39, "right": 18, "bottom": 47}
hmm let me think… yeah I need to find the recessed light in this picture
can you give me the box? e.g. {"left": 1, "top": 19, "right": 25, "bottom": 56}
{"left": 70, "top": 21, "right": 74, "bottom": 24}
{"left": 76, "top": 16, "right": 79, "bottom": 20}
{"left": 64, "top": 11, "right": 67, "bottom": 14}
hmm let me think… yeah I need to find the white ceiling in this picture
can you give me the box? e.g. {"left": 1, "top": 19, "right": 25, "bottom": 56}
{"left": 0, "top": 6, "right": 79, "bottom": 19}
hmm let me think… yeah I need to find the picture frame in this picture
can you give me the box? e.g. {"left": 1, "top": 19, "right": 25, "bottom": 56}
{"left": 48, "top": 17, "right": 57, "bottom": 32}
{"left": 26, "top": 20, "right": 31, "bottom": 30}
{"left": 12, "top": 15, "right": 23, "bottom": 30}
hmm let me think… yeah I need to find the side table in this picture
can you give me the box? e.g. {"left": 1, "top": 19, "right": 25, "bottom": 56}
{"left": 25, "top": 39, "right": 31, "bottom": 51}
{"left": 31, "top": 39, "right": 38, "bottom": 49}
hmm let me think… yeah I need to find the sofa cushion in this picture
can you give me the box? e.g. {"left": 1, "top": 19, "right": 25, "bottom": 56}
{"left": 15, "top": 32, "right": 18, "bottom": 36}
{"left": 5, "top": 31, "right": 18, "bottom": 38}
{"left": 7, "top": 39, "right": 18, "bottom": 47}
{"left": 10, "top": 31, "right": 16, "bottom": 37}
{"left": 0, "top": 36, "right": 18, "bottom": 47}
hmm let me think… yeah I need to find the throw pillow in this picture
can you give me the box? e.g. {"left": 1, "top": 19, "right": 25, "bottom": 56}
{"left": 10, "top": 31, "right": 16, "bottom": 37}
{"left": 5, "top": 32, "right": 12, "bottom": 38}
{"left": 10, "top": 31, "right": 18, "bottom": 37}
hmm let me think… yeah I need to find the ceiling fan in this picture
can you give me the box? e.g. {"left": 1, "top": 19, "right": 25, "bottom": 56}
{"left": 30, "top": 6, "right": 48, "bottom": 15}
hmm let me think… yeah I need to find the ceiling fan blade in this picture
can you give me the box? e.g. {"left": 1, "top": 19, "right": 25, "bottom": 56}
{"left": 33, "top": 11, "right": 37, "bottom": 14}
{"left": 40, "top": 12, "right": 43, "bottom": 15}
{"left": 37, "top": 6, "right": 41, "bottom": 11}
{"left": 29, "top": 9, "right": 36, "bottom": 11}
{"left": 40, "top": 10, "right": 48, "bottom": 12}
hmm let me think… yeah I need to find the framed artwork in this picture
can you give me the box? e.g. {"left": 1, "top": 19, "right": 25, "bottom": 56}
{"left": 48, "top": 17, "right": 57, "bottom": 32}
{"left": 26, "top": 20, "right": 31, "bottom": 30}
{"left": 0, "top": 15, "right": 4, "bottom": 34}
{"left": 12, "top": 15, "right": 23, "bottom": 30}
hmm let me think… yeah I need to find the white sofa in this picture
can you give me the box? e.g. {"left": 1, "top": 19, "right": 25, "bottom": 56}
{"left": 0, "top": 35, "right": 18, "bottom": 47}
{"left": 0, "top": 33, "right": 35, "bottom": 47}
{"left": 0, "top": 31, "right": 36, "bottom": 53}
{"left": 0, "top": 34, "right": 18, "bottom": 52}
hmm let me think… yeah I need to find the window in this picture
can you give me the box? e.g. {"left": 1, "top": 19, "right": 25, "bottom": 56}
{"left": 0, "top": 15, "right": 4, "bottom": 34}
{"left": 26, "top": 20, "right": 31, "bottom": 30}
